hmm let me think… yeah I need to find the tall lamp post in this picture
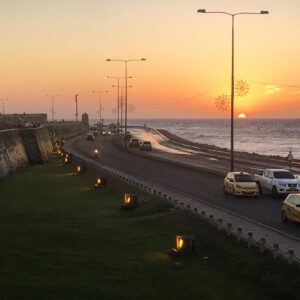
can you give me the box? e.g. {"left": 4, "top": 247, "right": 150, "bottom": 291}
{"left": 46, "top": 94, "right": 59, "bottom": 122}
{"left": 106, "top": 58, "right": 146, "bottom": 134}
{"left": 0, "top": 98, "right": 8, "bottom": 114}
{"left": 92, "top": 90, "right": 108, "bottom": 125}
{"left": 197, "top": 9, "right": 268, "bottom": 171}
{"left": 106, "top": 75, "right": 132, "bottom": 134}
{"left": 75, "top": 94, "right": 79, "bottom": 121}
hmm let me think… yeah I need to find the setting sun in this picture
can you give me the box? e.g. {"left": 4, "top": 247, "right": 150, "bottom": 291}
{"left": 238, "top": 113, "right": 247, "bottom": 119}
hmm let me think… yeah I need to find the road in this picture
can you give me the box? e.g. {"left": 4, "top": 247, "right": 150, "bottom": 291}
{"left": 70, "top": 132, "right": 300, "bottom": 239}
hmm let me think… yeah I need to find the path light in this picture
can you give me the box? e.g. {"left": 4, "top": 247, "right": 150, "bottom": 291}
{"left": 76, "top": 164, "right": 87, "bottom": 174}
{"left": 121, "top": 193, "right": 138, "bottom": 210}
{"left": 170, "top": 235, "right": 196, "bottom": 256}
{"left": 64, "top": 153, "right": 72, "bottom": 165}
{"left": 94, "top": 176, "right": 107, "bottom": 188}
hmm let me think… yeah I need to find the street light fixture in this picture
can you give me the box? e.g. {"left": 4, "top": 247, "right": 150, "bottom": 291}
{"left": 106, "top": 58, "right": 146, "bottom": 134}
{"left": 91, "top": 90, "right": 108, "bottom": 125}
{"left": 197, "top": 9, "right": 269, "bottom": 171}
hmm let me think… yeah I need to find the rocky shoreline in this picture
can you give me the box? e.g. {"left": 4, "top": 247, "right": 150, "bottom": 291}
{"left": 157, "top": 129, "right": 299, "bottom": 164}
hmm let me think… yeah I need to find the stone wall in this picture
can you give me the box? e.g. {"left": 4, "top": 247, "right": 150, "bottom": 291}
{"left": 46, "top": 121, "right": 88, "bottom": 140}
{"left": 0, "top": 127, "right": 53, "bottom": 179}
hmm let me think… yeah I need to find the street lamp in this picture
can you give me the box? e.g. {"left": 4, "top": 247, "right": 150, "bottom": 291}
{"left": 197, "top": 9, "right": 268, "bottom": 171}
{"left": 106, "top": 75, "right": 132, "bottom": 134}
{"left": 75, "top": 94, "right": 79, "bottom": 121}
{"left": 91, "top": 90, "right": 108, "bottom": 125}
{"left": 116, "top": 85, "right": 133, "bottom": 131}
{"left": 46, "top": 94, "right": 59, "bottom": 122}
{"left": 0, "top": 98, "right": 8, "bottom": 114}
{"left": 106, "top": 58, "right": 146, "bottom": 134}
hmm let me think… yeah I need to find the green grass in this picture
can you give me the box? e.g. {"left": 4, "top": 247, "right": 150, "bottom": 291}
{"left": 0, "top": 156, "right": 300, "bottom": 300}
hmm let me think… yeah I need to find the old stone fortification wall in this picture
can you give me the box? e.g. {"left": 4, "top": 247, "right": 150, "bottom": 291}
{"left": 46, "top": 121, "right": 88, "bottom": 140}
{"left": 0, "top": 127, "right": 53, "bottom": 179}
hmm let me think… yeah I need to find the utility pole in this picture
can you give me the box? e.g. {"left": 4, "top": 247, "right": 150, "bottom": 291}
{"left": 46, "top": 94, "right": 59, "bottom": 122}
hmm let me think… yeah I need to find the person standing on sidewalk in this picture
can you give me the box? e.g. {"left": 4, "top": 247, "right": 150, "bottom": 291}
{"left": 287, "top": 151, "right": 294, "bottom": 170}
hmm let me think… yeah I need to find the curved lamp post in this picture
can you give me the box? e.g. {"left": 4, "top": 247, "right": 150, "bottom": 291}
{"left": 197, "top": 9, "right": 269, "bottom": 171}
{"left": 106, "top": 58, "right": 146, "bottom": 134}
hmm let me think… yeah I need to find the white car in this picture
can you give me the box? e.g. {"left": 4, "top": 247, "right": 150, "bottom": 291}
{"left": 254, "top": 169, "right": 300, "bottom": 198}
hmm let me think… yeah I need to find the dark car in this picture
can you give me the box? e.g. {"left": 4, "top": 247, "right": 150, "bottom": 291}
{"left": 86, "top": 133, "right": 94, "bottom": 141}
{"left": 139, "top": 141, "right": 152, "bottom": 151}
{"left": 129, "top": 138, "right": 139, "bottom": 147}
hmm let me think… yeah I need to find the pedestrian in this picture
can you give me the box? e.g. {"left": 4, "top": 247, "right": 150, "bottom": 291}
{"left": 287, "top": 151, "right": 294, "bottom": 170}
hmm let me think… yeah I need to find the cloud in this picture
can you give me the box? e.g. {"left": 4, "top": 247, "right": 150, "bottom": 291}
{"left": 265, "top": 85, "right": 281, "bottom": 95}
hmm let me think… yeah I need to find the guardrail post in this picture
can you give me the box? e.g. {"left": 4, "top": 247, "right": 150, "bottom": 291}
{"left": 201, "top": 210, "right": 206, "bottom": 219}
{"left": 259, "top": 237, "right": 266, "bottom": 253}
{"left": 226, "top": 222, "right": 232, "bottom": 236}
{"left": 288, "top": 249, "right": 295, "bottom": 264}
{"left": 209, "top": 214, "right": 214, "bottom": 224}
{"left": 193, "top": 207, "right": 198, "bottom": 214}
{"left": 217, "top": 218, "right": 222, "bottom": 230}
{"left": 186, "top": 204, "right": 191, "bottom": 211}
{"left": 237, "top": 226, "right": 242, "bottom": 241}
{"left": 273, "top": 243, "right": 279, "bottom": 258}
{"left": 247, "top": 231, "right": 254, "bottom": 248}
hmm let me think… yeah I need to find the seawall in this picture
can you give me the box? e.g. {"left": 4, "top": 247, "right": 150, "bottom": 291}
{"left": 0, "top": 127, "right": 53, "bottom": 179}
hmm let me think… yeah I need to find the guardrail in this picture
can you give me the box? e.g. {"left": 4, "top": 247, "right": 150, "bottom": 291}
{"left": 62, "top": 141, "right": 300, "bottom": 266}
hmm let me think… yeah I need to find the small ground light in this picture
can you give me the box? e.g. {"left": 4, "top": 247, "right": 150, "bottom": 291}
{"left": 94, "top": 176, "right": 107, "bottom": 188}
{"left": 121, "top": 194, "right": 138, "bottom": 210}
{"left": 76, "top": 164, "right": 87, "bottom": 174}
{"left": 64, "top": 153, "right": 72, "bottom": 165}
{"left": 170, "top": 235, "right": 196, "bottom": 256}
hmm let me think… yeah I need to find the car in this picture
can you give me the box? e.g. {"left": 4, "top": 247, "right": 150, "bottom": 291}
{"left": 254, "top": 169, "right": 300, "bottom": 198}
{"left": 139, "top": 141, "right": 152, "bottom": 151}
{"left": 86, "top": 132, "right": 94, "bottom": 141}
{"left": 89, "top": 126, "right": 98, "bottom": 136}
{"left": 224, "top": 172, "right": 259, "bottom": 197}
{"left": 282, "top": 194, "right": 300, "bottom": 223}
{"left": 129, "top": 138, "right": 139, "bottom": 147}
{"left": 103, "top": 130, "right": 111, "bottom": 136}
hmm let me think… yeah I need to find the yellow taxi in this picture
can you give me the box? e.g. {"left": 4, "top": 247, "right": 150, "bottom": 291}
{"left": 282, "top": 194, "right": 300, "bottom": 223}
{"left": 224, "top": 172, "right": 259, "bottom": 197}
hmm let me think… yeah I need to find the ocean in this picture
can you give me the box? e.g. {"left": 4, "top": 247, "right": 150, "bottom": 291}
{"left": 93, "top": 118, "right": 300, "bottom": 159}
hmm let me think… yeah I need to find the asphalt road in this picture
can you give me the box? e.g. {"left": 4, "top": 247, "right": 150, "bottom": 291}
{"left": 72, "top": 135, "right": 300, "bottom": 239}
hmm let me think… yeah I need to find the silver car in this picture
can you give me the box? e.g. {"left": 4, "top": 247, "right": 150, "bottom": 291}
{"left": 139, "top": 141, "right": 152, "bottom": 151}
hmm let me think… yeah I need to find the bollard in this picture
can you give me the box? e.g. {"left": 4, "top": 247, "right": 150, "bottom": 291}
{"left": 149, "top": 187, "right": 152, "bottom": 192}
{"left": 163, "top": 194, "right": 167, "bottom": 199}
{"left": 273, "top": 243, "right": 279, "bottom": 259}
{"left": 169, "top": 196, "right": 172, "bottom": 201}
{"left": 259, "top": 237, "right": 266, "bottom": 253}
{"left": 153, "top": 189, "right": 156, "bottom": 194}
{"left": 217, "top": 218, "right": 223, "bottom": 230}
{"left": 247, "top": 232, "right": 254, "bottom": 248}
{"left": 186, "top": 204, "right": 191, "bottom": 211}
{"left": 201, "top": 210, "right": 206, "bottom": 219}
{"left": 194, "top": 207, "right": 198, "bottom": 214}
{"left": 226, "top": 222, "right": 232, "bottom": 236}
{"left": 180, "top": 202, "right": 184, "bottom": 209}
{"left": 237, "top": 226, "right": 242, "bottom": 241}
{"left": 158, "top": 191, "right": 162, "bottom": 196}
{"left": 209, "top": 214, "right": 214, "bottom": 224}
{"left": 288, "top": 249, "right": 295, "bottom": 264}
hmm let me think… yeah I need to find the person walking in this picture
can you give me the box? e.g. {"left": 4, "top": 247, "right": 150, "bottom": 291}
{"left": 287, "top": 151, "right": 294, "bottom": 170}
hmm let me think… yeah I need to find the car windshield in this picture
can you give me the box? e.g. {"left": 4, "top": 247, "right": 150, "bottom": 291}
{"left": 234, "top": 174, "right": 254, "bottom": 182}
{"left": 294, "top": 197, "right": 300, "bottom": 206}
{"left": 143, "top": 142, "right": 150, "bottom": 145}
{"left": 273, "top": 171, "right": 295, "bottom": 179}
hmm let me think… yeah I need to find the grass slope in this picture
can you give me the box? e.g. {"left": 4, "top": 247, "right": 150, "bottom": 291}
{"left": 0, "top": 157, "right": 299, "bottom": 300}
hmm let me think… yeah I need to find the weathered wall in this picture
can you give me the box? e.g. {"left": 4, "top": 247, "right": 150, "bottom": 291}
{"left": 0, "top": 129, "right": 29, "bottom": 178}
{"left": 0, "top": 127, "right": 53, "bottom": 179}
{"left": 46, "top": 121, "right": 88, "bottom": 140}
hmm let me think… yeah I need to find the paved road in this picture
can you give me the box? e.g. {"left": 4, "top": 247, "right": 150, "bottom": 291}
{"left": 71, "top": 134, "right": 300, "bottom": 239}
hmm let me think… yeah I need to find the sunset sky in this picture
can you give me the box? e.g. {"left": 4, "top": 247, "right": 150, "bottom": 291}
{"left": 0, "top": 0, "right": 300, "bottom": 120}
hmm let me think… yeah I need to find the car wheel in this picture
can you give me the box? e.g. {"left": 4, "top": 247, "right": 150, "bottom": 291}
{"left": 256, "top": 182, "right": 263, "bottom": 195}
{"left": 272, "top": 186, "right": 278, "bottom": 199}
{"left": 232, "top": 188, "right": 236, "bottom": 197}
{"left": 223, "top": 186, "right": 228, "bottom": 195}
{"left": 281, "top": 211, "right": 288, "bottom": 223}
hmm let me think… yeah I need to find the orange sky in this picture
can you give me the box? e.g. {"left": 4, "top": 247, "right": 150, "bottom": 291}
{"left": 0, "top": 0, "right": 300, "bottom": 120}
